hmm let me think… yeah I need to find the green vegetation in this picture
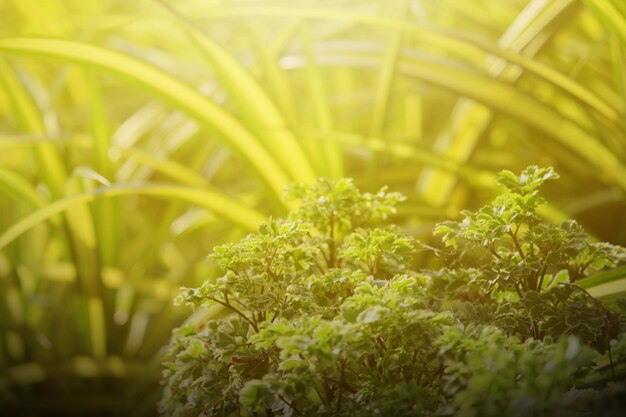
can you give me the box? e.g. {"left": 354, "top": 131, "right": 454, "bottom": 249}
{"left": 162, "top": 168, "right": 626, "bottom": 417}
{"left": 1, "top": 0, "right": 626, "bottom": 415}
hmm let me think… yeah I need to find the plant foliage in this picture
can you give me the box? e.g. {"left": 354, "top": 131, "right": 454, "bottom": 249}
{"left": 2, "top": 1, "right": 626, "bottom": 414}
{"left": 161, "top": 168, "right": 626, "bottom": 417}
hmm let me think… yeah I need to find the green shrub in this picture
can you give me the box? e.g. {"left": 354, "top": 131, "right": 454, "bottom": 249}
{"left": 160, "top": 169, "right": 626, "bottom": 417}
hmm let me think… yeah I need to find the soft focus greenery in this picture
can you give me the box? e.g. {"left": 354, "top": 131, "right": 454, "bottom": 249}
{"left": 1, "top": 0, "right": 626, "bottom": 415}
{"left": 162, "top": 170, "right": 626, "bottom": 417}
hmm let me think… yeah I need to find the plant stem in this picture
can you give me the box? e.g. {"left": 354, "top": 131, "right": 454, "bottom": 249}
{"left": 328, "top": 212, "right": 337, "bottom": 268}
{"left": 278, "top": 395, "right": 303, "bottom": 416}
{"left": 209, "top": 297, "right": 258, "bottom": 332}
{"left": 489, "top": 245, "right": 502, "bottom": 260}
{"left": 508, "top": 230, "right": 525, "bottom": 259}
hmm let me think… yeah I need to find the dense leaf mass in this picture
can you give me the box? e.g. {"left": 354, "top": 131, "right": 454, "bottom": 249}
{"left": 161, "top": 171, "right": 626, "bottom": 417}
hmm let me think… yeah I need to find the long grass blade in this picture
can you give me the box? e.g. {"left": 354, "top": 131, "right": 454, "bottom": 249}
{"left": 0, "top": 58, "right": 67, "bottom": 197}
{"left": 211, "top": 3, "right": 624, "bottom": 120}
{"left": 295, "top": 50, "right": 626, "bottom": 192}
{"left": 115, "top": 148, "right": 208, "bottom": 188}
{"left": 417, "top": 0, "right": 578, "bottom": 206}
{"left": 577, "top": 267, "right": 626, "bottom": 303}
{"left": 0, "top": 183, "right": 266, "bottom": 251}
{"left": 0, "top": 57, "right": 103, "bottom": 338}
{"left": 0, "top": 37, "right": 291, "bottom": 202}
{"left": 397, "top": 60, "right": 626, "bottom": 191}
{"left": 0, "top": 167, "right": 46, "bottom": 208}
{"left": 299, "top": 128, "right": 496, "bottom": 188}
{"left": 577, "top": 266, "right": 626, "bottom": 289}
{"left": 583, "top": 0, "right": 626, "bottom": 43}
{"left": 153, "top": 0, "right": 317, "bottom": 182}
{"left": 87, "top": 72, "right": 120, "bottom": 268}
{"left": 301, "top": 24, "right": 343, "bottom": 178}
{"left": 367, "top": 2, "right": 404, "bottom": 185}
{"left": 247, "top": 20, "right": 301, "bottom": 126}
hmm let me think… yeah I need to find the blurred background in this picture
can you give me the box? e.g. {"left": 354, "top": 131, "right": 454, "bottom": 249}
{"left": 1, "top": 0, "right": 625, "bottom": 415}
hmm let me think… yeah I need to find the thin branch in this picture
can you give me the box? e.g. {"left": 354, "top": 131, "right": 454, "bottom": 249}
{"left": 578, "top": 259, "right": 595, "bottom": 277}
{"left": 209, "top": 297, "right": 258, "bottom": 332}
{"left": 535, "top": 263, "right": 547, "bottom": 293}
{"left": 278, "top": 395, "right": 303, "bottom": 416}
{"left": 336, "top": 359, "right": 347, "bottom": 413}
{"left": 489, "top": 245, "right": 502, "bottom": 260}
{"left": 514, "top": 284, "right": 523, "bottom": 298}
{"left": 508, "top": 230, "right": 525, "bottom": 259}
{"left": 328, "top": 212, "right": 337, "bottom": 268}
{"left": 270, "top": 311, "right": 279, "bottom": 324}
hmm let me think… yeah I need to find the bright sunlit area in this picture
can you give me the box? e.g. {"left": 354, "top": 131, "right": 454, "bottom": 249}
{"left": 1, "top": 0, "right": 626, "bottom": 416}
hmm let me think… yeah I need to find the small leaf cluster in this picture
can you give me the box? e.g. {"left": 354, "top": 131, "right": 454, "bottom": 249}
{"left": 435, "top": 167, "right": 625, "bottom": 289}
{"left": 161, "top": 172, "right": 626, "bottom": 417}
{"left": 432, "top": 166, "right": 625, "bottom": 349}
{"left": 437, "top": 326, "right": 599, "bottom": 417}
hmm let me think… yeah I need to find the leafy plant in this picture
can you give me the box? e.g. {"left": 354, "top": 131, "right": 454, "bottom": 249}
{"left": 161, "top": 168, "right": 626, "bottom": 417}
